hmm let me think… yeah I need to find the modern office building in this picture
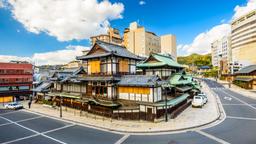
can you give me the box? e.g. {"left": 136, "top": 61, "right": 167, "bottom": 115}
{"left": 160, "top": 34, "right": 177, "bottom": 60}
{"left": 231, "top": 10, "right": 256, "bottom": 67}
{"left": 90, "top": 27, "right": 123, "bottom": 46}
{"left": 211, "top": 36, "right": 231, "bottom": 74}
{"left": 0, "top": 62, "right": 33, "bottom": 103}
{"left": 123, "top": 22, "right": 161, "bottom": 57}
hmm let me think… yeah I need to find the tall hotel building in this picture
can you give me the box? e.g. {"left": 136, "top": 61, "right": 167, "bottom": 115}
{"left": 123, "top": 22, "right": 177, "bottom": 59}
{"left": 231, "top": 10, "right": 256, "bottom": 66}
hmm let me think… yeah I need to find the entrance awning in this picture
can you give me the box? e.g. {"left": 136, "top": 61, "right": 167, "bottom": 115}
{"left": 47, "top": 92, "right": 81, "bottom": 99}
{"left": 88, "top": 98, "right": 121, "bottom": 107}
{"left": 155, "top": 93, "right": 189, "bottom": 107}
{"left": 234, "top": 77, "right": 253, "bottom": 82}
{"left": 175, "top": 85, "right": 192, "bottom": 92}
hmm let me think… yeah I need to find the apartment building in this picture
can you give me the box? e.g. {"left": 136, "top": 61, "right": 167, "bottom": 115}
{"left": 123, "top": 22, "right": 161, "bottom": 57}
{"left": 160, "top": 35, "right": 177, "bottom": 60}
{"left": 90, "top": 27, "right": 123, "bottom": 46}
{"left": 211, "top": 36, "right": 231, "bottom": 74}
{"left": 231, "top": 10, "right": 256, "bottom": 66}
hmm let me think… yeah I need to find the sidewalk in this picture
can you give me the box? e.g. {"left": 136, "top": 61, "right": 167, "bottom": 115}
{"left": 217, "top": 79, "right": 256, "bottom": 100}
{"left": 22, "top": 83, "right": 219, "bottom": 133}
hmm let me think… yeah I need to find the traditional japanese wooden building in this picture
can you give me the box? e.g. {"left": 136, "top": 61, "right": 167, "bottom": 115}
{"left": 233, "top": 65, "right": 256, "bottom": 89}
{"left": 38, "top": 41, "right": 198, "bottom": 121}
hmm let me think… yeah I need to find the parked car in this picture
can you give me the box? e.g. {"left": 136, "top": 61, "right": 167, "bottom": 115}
{"left": 4, "top": 102, "right": 23, "bottom": 110}
{"left": 192, "top": 96, "right": 204, "bottom": 108}
{"left": 198, "top": 93, "right": 208, "bottom": 104}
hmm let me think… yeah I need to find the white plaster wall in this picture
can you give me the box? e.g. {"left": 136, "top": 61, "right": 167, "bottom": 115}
{"left": 119, "top": 93, "right": 128, "bottom": 100}
{"left": 157, "top": 87, "right": 162, "bottom": 101}
{"left": 107, "top": 63, "right": 111, "bottom": 74}
{"left": 140, "top": 105, "right": 146, "bottom": 112}
{"left": 112, "top": 63, "right": 116, "bottom": 74}
{"left": 142, "top": 94, "right": 148, "bottom": 102}
{"left": 136, "top": 94, "right": 141, "bottom": 101}
{"left": 130, "top": 65, "right": 136, "bottom": 74}
{"left": 108, "top": 87, "right": 112, "bottom": 99}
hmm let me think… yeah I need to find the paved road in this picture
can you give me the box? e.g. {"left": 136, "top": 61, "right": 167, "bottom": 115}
{"left": 0, "top": 79, "right": 256, "bottom": 144}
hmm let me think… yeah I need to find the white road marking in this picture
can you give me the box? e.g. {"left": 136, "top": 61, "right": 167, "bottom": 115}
{"left": 196, "top": 130, "right": 230, "bottom": 144}
{"left": 115, "top": 134, "right": 130, "bottom": 144}
{"left": 0, "top": 122, "right": 13, "bottom": 127}
{"left": 2, "top": 134, "right": 40, "bottom": 144}
{"left": 0, "top": 111, "right": 19, "bottom": 116}
{"left": 222, "top": 104, "right": 256, "bottom": 106}
{"left": 226, "top": 116, "right": 256, "bottom": 121}
{"left": 221, "top": 91, "right": 256, "bottom": 111}
{"left": 15, "top": 116, "right": 43, "bottom": 123}
{"left": 224, "top": 97, "right": 232, "bottom": 101}
{"left": 42, "top": 124, "right": 75, "bottom": 134}
{"left": 0, "top": 116, "right": 68, "bottom": 144}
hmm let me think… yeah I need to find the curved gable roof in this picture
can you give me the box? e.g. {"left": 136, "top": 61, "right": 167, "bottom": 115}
{"left": 77, "top": 41, "right": 142, "bottom": 60}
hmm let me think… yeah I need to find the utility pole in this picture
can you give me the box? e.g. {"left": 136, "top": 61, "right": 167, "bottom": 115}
{"left": 60, "top": 96, "right": 63, "bottom": 118}
{"left": 165, "top": 87, "right": 168, "bottom": 122}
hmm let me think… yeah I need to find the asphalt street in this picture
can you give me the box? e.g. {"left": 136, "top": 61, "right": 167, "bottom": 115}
{"left": 0, "top": 79, "right": 256, "bottom": 144}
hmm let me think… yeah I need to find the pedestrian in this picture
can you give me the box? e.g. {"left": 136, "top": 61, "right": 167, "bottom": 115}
{"left": 28, "top": 101, "right": 31, "bottom": 109}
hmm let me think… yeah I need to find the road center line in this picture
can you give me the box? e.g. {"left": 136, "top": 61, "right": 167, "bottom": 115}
{"left": 0, "top": 115, "right": 67, "bottom": 144}
{"left": 114, "top": 134, "right": 130, "bottom": 144}
{"left": 226, "top": 116, "right": 256, "bottom": 121}
{"left": 221, "top": 91, "right": 256, "bottom": 111}
{"left": 196, "top": 130, "right": 230, "bottom": 144}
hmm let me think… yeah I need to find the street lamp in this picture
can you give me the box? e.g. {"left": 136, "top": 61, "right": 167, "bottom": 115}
{"left": 60, "top": 96, "right": 63, "bottom": 118}
{"left": 161, "top": 83, "right": 170, "bottom": 122}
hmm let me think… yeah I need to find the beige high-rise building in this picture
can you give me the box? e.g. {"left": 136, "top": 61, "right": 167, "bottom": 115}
{"left": 231, "top": 10, "right": 256, "bottom": 66}
{"left": 160, "top": 35, "right": 177, "bottom": 60}
{"left": 123, "top": 22, "right": 161, "bottom": 57}
{"left": 91, "top": 27, "right": 123, "bottom": 46}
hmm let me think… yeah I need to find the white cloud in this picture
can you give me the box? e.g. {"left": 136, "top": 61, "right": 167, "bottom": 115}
{"left": 178, "top": 0, "right": 256, "bottom": 56}
{"left": 0, "top": 0, "right": 4, "bottom": 8}
{"left": 139, "top": 1, "right": 146, "bottom": 5}
{"left": 32, "top": 45, "right": 89, "bottom": 66}
{"left": 7, "top": 0, "right": 124, "bottom": 41}
{"left": 178, "top": 24, "right": 231, "bottom": 56}
{"left": 233, "top": 0, "right": 256, "bottom": 20}
{"left": 0, "top": 45, "right": 89, "bottom": 66}
{"left": 0, "top": 55, "right": 31, "bottom": 63}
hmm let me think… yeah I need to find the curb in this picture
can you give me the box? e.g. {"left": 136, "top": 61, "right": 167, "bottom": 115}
{"left": 23, "top": 81, "right": 224, "bottom": 134}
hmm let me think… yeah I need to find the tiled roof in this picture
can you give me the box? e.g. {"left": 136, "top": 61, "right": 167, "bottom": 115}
{"left": 168, "top": 73, "right": 191, "bottom": 85}
{"left": 33, "top": 81, "right": 52, "bottom": 92}
{"left": 51, "top": 67, "right": 85, "bottom": 81}
{"left": 78, "top": 76, "right": 121, "bottom": 81}
{"left": 137, "top": 53, "right": 183, "bottom": 68}
{"left": 118, "top": 75, "right": 161, "bottom": 87}
{"left": 77, "top": 41, "right": 142, "bottom": 60}
{"left": 235, "top": 65, "right": 256, "bottom": 74}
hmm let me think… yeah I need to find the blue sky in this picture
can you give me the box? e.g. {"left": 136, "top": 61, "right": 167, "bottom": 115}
{"left": 0, "top": 0, "right": 254, "bottom": 65}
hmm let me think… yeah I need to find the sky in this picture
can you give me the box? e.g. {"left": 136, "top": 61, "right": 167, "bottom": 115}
{"left": 0, "top": 0, "right": 255, "bottom": 65}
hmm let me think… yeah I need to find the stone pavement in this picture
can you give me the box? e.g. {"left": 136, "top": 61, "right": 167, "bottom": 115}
{"left": 20, "top": 83, "right": 219, "bottom": 133}
{"left": 217, "top": 79, "right": 256, "bottom": 100}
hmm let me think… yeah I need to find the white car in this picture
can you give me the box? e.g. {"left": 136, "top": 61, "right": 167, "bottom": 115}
{"left": 198, "top": 93, "right": 208, "bottom": 104}
{"left": 192, "top": 96, "right": 204, "bottom": 108}
{"left": 4, "top": 102, "right": 23, "bottom": 110}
